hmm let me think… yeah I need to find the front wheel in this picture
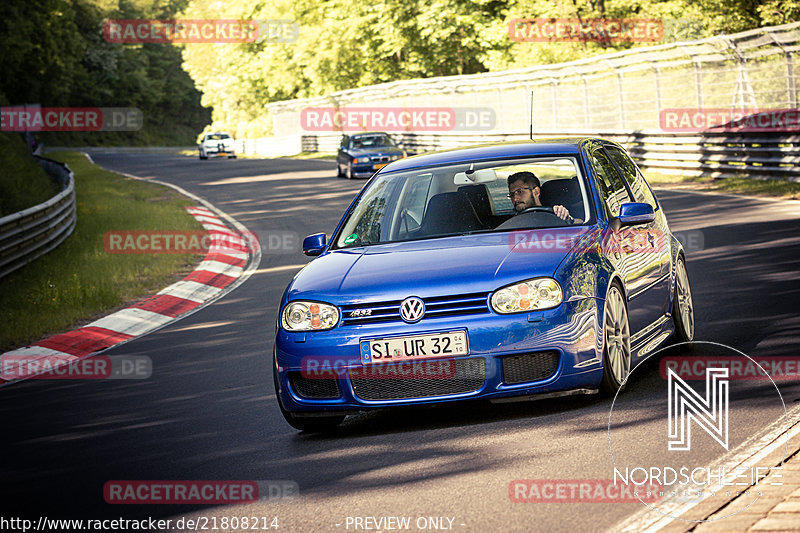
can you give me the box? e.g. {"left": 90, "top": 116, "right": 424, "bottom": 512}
{"left": 600, "top": 283, "right": 631, "bottom": 396}
{"left": 346, "top": 162, "right": 353, "bottom": 179}
{"left": 672, "top": 256, "right": 695, "bottom": 342}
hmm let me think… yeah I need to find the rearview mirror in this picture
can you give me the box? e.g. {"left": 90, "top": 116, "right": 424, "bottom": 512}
{"left": 611, "top": 203, "right": 655, "bottom": 230}
{"left": 303, "top": 233, "right": 327, "bottom": 256}
{"left": 454, "top": 168, "right": 497, "bottom": 184}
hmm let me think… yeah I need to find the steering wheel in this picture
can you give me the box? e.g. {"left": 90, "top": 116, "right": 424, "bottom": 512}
{"left": 518, "top": 206, "right": 556, "bottom": 215}
{"left": 495, "top": 205, "right": 567, "bottom": 230}
{"left": 516, "top": 205, "right": 568, "bottom": 226}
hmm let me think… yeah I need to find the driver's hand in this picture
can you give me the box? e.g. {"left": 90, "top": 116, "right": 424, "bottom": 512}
{"left": 553, "top": 205, "right": 573, "bottom": 223}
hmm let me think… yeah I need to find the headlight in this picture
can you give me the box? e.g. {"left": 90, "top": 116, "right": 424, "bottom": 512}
{"left": 281, "top": 301, "right": 339, "bottom": 331}
{"left": 391, "top": 154, "right": 401, "bottom": 161}
{"left": 352, "top": 157, "right": 364, "bottom": 164}
{"left": 491, "top": 278, "right": 562, "bottom": 314}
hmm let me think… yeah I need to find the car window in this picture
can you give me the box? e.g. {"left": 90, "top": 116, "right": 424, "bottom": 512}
{"left": 394, "top": 173, "right": 433, "bottom": 238}
{"left": 590, "top": 148, "right": 631, "bottom": 217}
{"left": 605, "top": 145, "right": 657, "bottom": 209}
{"left": 336, "top": 179, "right": 396, "bottom": 247}
{"left": 351, "top": 135, "right": 395, "bottom": 149}
{"left": 486, "top": 179, "right": 516, "bottom": 214}
{"left": 333, "top": 156, "right": 589, "bottom": 249}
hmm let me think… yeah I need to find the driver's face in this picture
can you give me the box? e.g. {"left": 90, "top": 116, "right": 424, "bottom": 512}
{"left": 508, "top": 180, "right": 540, "bottom": 212}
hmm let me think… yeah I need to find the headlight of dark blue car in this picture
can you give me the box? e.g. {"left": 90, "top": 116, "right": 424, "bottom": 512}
{"left": 281, "top": 301, "right": 339, "bottom": 331}
{"left": 491, "top": 278, "right": 563, "bottom": 314}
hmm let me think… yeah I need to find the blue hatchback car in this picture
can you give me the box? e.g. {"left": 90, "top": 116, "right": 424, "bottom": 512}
{"left": 274, "top": 138, "right": 695, "bottom": 431}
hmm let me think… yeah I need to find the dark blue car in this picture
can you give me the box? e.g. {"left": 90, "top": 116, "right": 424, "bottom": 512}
{"left": 275, "top": 138, "right": 695, "bottom": 431}
{"left": 336, "top": 132, "right": 406, "bottom": 179}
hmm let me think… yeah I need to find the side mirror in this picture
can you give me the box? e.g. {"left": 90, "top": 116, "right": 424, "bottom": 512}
{"left": 303, "top": 233, "right": 327, "bottom": 256}
{"left": 612, "top": 202, "right": 655, "bottom": 230}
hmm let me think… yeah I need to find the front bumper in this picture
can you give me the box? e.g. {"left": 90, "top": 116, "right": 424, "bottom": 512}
{"left": 351, "top": 164, "right": 379, "bottom": 178}
{"left": 274, "top": 297, "right": 604, "bottom": 413}
{"left": 202, "top": 146, "right": 235, "bottom": 156}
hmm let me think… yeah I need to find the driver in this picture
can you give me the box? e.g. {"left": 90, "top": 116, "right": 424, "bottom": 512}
{"left": 507, "top": 171, "right": 583, "bottom": 224}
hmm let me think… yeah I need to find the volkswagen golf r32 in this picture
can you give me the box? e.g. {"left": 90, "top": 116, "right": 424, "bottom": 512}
{"left": 273, "top": 138, "right": 695, "bottom": 431}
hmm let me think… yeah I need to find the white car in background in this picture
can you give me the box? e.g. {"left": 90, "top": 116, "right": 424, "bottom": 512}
{"left": 198, "top": 132, "right": 236, "bottom": 160}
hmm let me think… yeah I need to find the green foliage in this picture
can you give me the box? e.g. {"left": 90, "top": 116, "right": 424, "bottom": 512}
{"left": 0, "top": 0, "right": 210, "bottom": 146}
{"left": 2, "top": 0, "right": 794, "bottom": 143}
{"left": 0, "top": 133, "right": 59, "bottom": 217}
{"left": 179, "top": 0, "right": 798, "bottom": 138}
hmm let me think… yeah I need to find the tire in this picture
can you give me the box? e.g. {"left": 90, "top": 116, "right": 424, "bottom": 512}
{"left": 346, "top": 162, "right": 353, "bottom": 179}
{"left": 199, "top": 152, "right": 207, "bottom": 160}
{"left": 228, "top": 154, "right": 236, "bottom": 159}
{"left": 272, "top": 357, "right": 344, "bottom": 432}
{"left": 336, "top": 163, "right": 344, "bottom": 178}
{"left": 600, "top": 283, "right": 632, "bottom": 396}
{"left": 672, "top": 255, "right": 695, "bottom": 342}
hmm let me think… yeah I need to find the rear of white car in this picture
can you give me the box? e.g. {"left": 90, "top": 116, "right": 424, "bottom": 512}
{"left": 199, "top": 132, "right": 236, "bottom": 159}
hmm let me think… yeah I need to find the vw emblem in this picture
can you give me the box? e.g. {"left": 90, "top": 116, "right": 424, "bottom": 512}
{"left": 399, "top": 297, "right": 425, "bottom": 323}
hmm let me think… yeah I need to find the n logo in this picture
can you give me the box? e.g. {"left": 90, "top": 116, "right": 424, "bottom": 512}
{"left": 667, "top": 367, "right": 729, "bottom": 451}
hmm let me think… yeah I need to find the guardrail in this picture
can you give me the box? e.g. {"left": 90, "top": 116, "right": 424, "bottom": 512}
{"left": 299, "top": 130, "right": 800, "bottom": 181}
{"left": 0, "top": 157, "right": 77, "bottom": 279}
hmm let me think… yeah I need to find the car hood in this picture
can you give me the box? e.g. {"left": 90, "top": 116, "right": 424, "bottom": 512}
{"left": 287, "top": 227, "right": 593, "bottom": 303}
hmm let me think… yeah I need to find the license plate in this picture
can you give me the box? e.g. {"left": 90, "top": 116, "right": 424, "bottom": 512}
{"left": 360, "top": 330, "right": 468, "bottom": 364}
{"left": 373, "top": 163, "right": 388, "bottom": 170}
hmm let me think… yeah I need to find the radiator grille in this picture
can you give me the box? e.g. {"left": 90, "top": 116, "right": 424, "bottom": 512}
{"left": 350, "top": 358, "right": 485, "bottom": 400}
{"left": 341, "top": 293, "right": 489, "bottom": 326}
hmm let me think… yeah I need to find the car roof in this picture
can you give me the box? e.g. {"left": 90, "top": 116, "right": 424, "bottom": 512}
{"left": 349, "top": 132, "right": 391, "bottom": 137}
{"left": 383, "top": 138, "right": 600, "bottom": 173}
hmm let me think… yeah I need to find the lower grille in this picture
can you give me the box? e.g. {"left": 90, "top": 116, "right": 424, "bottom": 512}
{"left": 502, "top": 351, "right": 560, "bottom": 384}
{"left": 350, "top": 358, "right": 485, "bottom": 400}
{"left": 288, "top": 372, "right": 341, "bottom": 399}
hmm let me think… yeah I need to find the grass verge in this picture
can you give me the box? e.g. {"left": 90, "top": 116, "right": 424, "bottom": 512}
{"left": 0, "top": 152, "right": 205, "bottom": 352}
{"left": 644, "top": 170, "right": 800, "bottom": 200}
{"left": 0, "top": 133, "right": 60, "bottom": 217}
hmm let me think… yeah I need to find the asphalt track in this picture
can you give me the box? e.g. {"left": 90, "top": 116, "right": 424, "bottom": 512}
{"left": 1, "top": 153, "right": 799, "bottom": 532}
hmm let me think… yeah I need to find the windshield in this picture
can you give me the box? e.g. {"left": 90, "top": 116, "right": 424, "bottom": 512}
{"left": 207, "top": 133, "right": 231, "bottom": 140}
{"left": 351, "top": 134, "right": 395, "bottom": 149}
{"left": 333, "top": 156, "right": 591, "bottom": 248}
